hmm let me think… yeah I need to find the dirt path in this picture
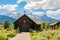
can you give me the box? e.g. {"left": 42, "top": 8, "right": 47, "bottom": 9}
{"left": 9, "top": 32, "right": 31, "bottom": 40}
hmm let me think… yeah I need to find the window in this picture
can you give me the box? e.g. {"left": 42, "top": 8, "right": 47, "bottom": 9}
{"left": 23, "top": 20, "right": 26, "bottom": 23}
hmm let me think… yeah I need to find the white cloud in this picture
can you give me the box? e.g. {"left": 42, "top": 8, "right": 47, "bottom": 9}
{"left": 6, "top": 12, "right": 22, "bottom": 19}
{"left": 0, "top": 6, "right": 3, "bottom": 9}
{"left": 16, "top": 0, "right": 60, "bottom": 10}
{"left": 24, "top": 0, "right": 48, "bottom": 9}
{"left": 17, "top": 0, "right": 47, "bottom": 4}
{"left": 23, "top": 0, "right": 60, "bottom": 20}
{"left": 23, "top": 0, "right": 60, "bottom": 10}
{"left": 46, "top": 9, "right": 60, "bottom": 20}
{"left": 0, "top": 4, "right": 18, "bottom": 11}
{"left": 32, "top": 12, "right": 45, "bottom": 16}
{"left": 16, "top": 0, "right": 25, "bottom": 4}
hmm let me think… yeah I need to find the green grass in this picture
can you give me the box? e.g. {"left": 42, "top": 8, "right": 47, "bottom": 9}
{"left": 0, "top": 29, "right": 18, "bottom": 40}
{"left": 30, "top": 30, "right": 60, "bottom": 40}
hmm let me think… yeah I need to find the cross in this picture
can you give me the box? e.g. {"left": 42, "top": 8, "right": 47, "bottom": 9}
{"left": 24, "top": 10, "right": 26, "bottom": 14}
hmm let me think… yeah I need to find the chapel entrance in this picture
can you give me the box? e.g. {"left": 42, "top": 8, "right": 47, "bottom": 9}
{"left": 20, "top": 20, "right": 30, "bottom": 32}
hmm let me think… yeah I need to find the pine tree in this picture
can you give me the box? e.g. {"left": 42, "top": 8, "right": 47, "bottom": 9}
{"left": 3, "top": 20, "right": 10, "bottom": 29}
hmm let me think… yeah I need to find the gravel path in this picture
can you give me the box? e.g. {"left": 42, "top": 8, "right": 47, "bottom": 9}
{"left": 9, "top": 32, "right": 31, "bottom": 40}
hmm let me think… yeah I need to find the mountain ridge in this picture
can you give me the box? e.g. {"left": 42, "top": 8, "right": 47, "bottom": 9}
{"left": 0, "top": 15, "right": 59, "bottom": 23}
{"left": 0, "top": 15, "right": 15, "bottom": 23}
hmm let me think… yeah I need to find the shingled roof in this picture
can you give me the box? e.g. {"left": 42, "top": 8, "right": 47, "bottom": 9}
{"left": 14, "top": 14, "right": 41, "bottom": 25}
{"left": 50, "top": 22, "right": 60, "bottom": 27}
{"left": 33, "top": 20, "right": 41, "bottom": 25}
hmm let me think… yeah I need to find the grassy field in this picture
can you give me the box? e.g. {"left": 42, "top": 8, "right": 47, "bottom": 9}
{"left": 0, "top": 29, "right": 17, "bottom": 40}
{"left": 0, "top": 20, "right": 60, "bottom": 40}
{"left": 30, "top": 30, "right": 60, "bottom": 40}
{"left": 0, "top": 20, "right": 18, "bottom": 40}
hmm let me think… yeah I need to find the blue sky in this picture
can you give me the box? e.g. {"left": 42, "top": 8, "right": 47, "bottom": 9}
{"left": 0, "top": 0, "right": 60, "bottom": 20}
{"left": 0, "top": 0, "right": 47, "bottom": 14}
{"left": 0, "top": 0, "right": 27, "bottom": 15}
{"left": 0, "top": 0, "right": 16, "bottom": 4}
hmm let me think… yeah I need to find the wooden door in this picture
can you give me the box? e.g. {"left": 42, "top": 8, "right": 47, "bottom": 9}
{"left": 21, "top": 20, "right": 30, "bottom": 32}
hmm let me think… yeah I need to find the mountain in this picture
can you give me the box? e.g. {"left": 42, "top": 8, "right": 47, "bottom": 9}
{"left": 0, "top": 15, "right": 15, "bottom": 23}
{"left": 0, "top": 13, "right": 59, "bottom": 23}
{"left": 6, "top": 12, "right": 23, "bottom": 19}
{"left": 39, "top": 15, "right": 59, "bottom": 23}
{"left": 29, "top": 15, "right": 59, "bottom": 23}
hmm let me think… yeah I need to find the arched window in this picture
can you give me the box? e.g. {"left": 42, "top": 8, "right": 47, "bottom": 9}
{"left": 23, "top": 20, "right": 26, "bottom": 23}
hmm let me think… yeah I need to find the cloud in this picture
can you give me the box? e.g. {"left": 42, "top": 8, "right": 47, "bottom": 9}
{"left": 17, "top": 0, "right": 47, "bottom": 4}
{"left": 6, "top": 12, "right": 22, "bottom": 19}
{"left": 0, "top": 6, "right": 3, "bottom": 9}
{"left": 32, "top": 12, "right": 45, "bottom": 16}
{"left": 16, "top": 0, "right": 25, "bottom": 4}
{"left": 46, "top": 9, "right": 60, "bottom": 20}
{"left": 24, "top": 0, "right": 48, "bottom": 9}
{"left": 23, "top": 0, "right": 60, "bottom": 10}
{"left": 0, "top": 4, "right": 18, "bottom": 11}
{"left": 16, "top": 0, "right": 60, "bottom": 11}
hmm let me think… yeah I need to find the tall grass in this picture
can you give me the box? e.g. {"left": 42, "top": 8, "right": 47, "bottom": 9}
{"left": 30, "top": 30, "right": 60, "bottom": 40}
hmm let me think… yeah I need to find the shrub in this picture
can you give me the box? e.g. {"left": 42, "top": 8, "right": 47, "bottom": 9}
{"left": 0, "top": 25, "right": 4, "bottom": 30}
{"left": 41, "top": 22, "right": 50, "bottom": 30}
{"left": 9, "top": 24, "right": 14, "bottom": 30}
{"left": 0, "top": 30, "right": 7, "bottom": 40}
{"left": 56, "top": 34, "right": 60, "bottom": 40}
{"left": 30, "top": 30, "right": 60, "bottom": 40}
{"left": 41, "top": 22, "right": 45, "bottom": 30}
{"left": 7, "top": 30, "right": 17, "bottom": 38}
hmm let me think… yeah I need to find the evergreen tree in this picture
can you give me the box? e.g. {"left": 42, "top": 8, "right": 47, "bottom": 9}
{"left": 41, "top": 22, "right": 45, "bottom": 30}
{"left": 3, "top": 20, "right": 10, "bottom": 29}
{"left": 45, "top": 22, "right": 50, "bottom": 29}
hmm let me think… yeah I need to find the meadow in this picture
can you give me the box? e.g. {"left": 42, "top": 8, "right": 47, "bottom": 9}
{"left": 30, "top": 30, "right": 60, "bottom": 40}
{"left": 0, "top": 20, "right": 18, "bottom": 40}
{"left": 0, "top": 20, "right": 60, "bottom": 40}
{"left": 30, "top": 22, "right": 60, "bottom": 40}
